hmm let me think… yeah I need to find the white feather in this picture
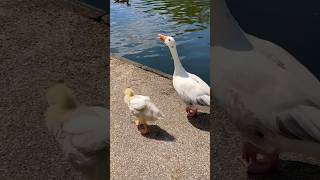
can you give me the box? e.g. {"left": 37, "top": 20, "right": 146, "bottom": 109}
{"left": 45, "top": 84, "right": 109, "bottom": 180}
{"left": 126, "top": 94, "right": 164, "bottom": 122}
{"left": 160, "top": 35, "right": 210, "bottom": 107}
{"left": 212, "top": 0, "right": 320, "bottom": 156}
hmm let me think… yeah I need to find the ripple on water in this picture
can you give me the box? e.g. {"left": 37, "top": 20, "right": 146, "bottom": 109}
{"left": 111, "top": 0, "right": 211, "bottom": 83}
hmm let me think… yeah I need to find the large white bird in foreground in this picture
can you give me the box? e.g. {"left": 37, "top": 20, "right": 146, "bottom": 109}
{"left": 124, "top": 88, "right": 164, "bottom": 135}
{"left": 158, "top": 34, "right": 210, "bottom": 117}
{"left": 45, "top": 83, "right": 109, "bottom": 180}
{"left": 212, "top": 0, "right": 320, "bottom": 174}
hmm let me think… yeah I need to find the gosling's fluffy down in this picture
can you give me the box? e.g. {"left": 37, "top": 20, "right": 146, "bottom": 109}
{"left": 45, "top": 83, "right": 109, "bottom": 180}
{"left": 124, "top": 88, "right": 164, "bottom": 124}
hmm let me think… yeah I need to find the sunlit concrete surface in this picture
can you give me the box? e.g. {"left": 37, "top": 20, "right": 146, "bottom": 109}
{"left": 110, "top": 56, "right": 210, "bottom": 180}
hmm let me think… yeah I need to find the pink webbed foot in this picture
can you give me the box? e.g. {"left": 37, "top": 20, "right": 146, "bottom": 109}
{"left": 186, "top": 107, "right": 198, "bottom": 117}
{"left": 239, "top": 142, "right": 279, "bottom": 174}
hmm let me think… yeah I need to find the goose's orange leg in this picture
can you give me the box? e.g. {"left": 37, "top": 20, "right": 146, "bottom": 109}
{"left": 186, "top": 107, "right": 198, "bottom": 117}
{"left": 239, "top": 142, "right": 279, "bottom": 174}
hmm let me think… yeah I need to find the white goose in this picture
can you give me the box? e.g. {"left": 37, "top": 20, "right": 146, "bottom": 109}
{"left": 158, "top": 34, "right": 210, "bottom": 117}
{"left": 212, "top": 0, "right": 320, "bottom": 173}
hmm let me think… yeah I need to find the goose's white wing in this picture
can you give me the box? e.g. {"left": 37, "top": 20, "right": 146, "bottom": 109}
{"left": 275, "top": 105, "right": 320, "bottom": 143}
{"left": 188, "top": 73, "right": 210, "bottom": 93}
{"left": 173, "top": 74, "right": 210, "bottom": 107}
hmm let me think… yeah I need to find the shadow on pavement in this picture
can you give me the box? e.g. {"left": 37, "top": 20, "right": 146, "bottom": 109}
{"left": 143, "top": 125, "right": 175, "bottom": 142}
{"left": 187, "top": 112, "right": 211, "bottom": 132}
{"left": 247, "top": 160, "right": 320, "bottom": 180}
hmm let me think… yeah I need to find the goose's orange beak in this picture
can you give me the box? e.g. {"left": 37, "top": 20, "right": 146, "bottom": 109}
{"left": 158, "top": 34, "right": 168, "bottom": 42}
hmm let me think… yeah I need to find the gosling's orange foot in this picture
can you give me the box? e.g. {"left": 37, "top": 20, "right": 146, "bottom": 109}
{"left": 138, "top": 124, "right": 149, "bottom": 135}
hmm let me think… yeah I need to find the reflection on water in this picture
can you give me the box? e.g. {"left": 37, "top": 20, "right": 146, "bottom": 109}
{"left": 140, "top": 0, "right": 209, "bottom": 27}
{"left": 111, "top": 0, "right": 210, "bottom": 83}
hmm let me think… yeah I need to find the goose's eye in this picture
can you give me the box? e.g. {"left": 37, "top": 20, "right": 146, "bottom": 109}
{"left": 168, "top": 39, "right": 171, "bottom": 41}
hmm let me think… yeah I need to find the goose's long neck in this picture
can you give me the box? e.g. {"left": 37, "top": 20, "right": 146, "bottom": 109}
{"left": 213, "top": 0, "right": 251, "bottom": 48}
{"left": 169, "top": 46, "right": 188, "bottom": 77}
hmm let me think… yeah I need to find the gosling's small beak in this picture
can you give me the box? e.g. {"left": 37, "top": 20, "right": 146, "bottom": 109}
{"left": 158, "top": 34, "right": 168, "bottom": 42}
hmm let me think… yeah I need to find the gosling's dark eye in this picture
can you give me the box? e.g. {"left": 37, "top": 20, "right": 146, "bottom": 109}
{"left": 168, "top": 39, "right": 171, "bottom": 41}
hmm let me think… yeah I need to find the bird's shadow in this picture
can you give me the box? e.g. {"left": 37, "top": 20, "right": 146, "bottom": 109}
{"left": 247, "top": 160, "right": 320, "bottom": 180}
{"left": 143, "top": 125, "right": 175, "bottom": 142}
{"left": 187, "top": 112, "right": 211, "bottom": 132}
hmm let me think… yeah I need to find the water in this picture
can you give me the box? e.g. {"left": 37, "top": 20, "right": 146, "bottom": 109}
{"left": 110, "top": 0, "right": 211, "bottom": 83}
